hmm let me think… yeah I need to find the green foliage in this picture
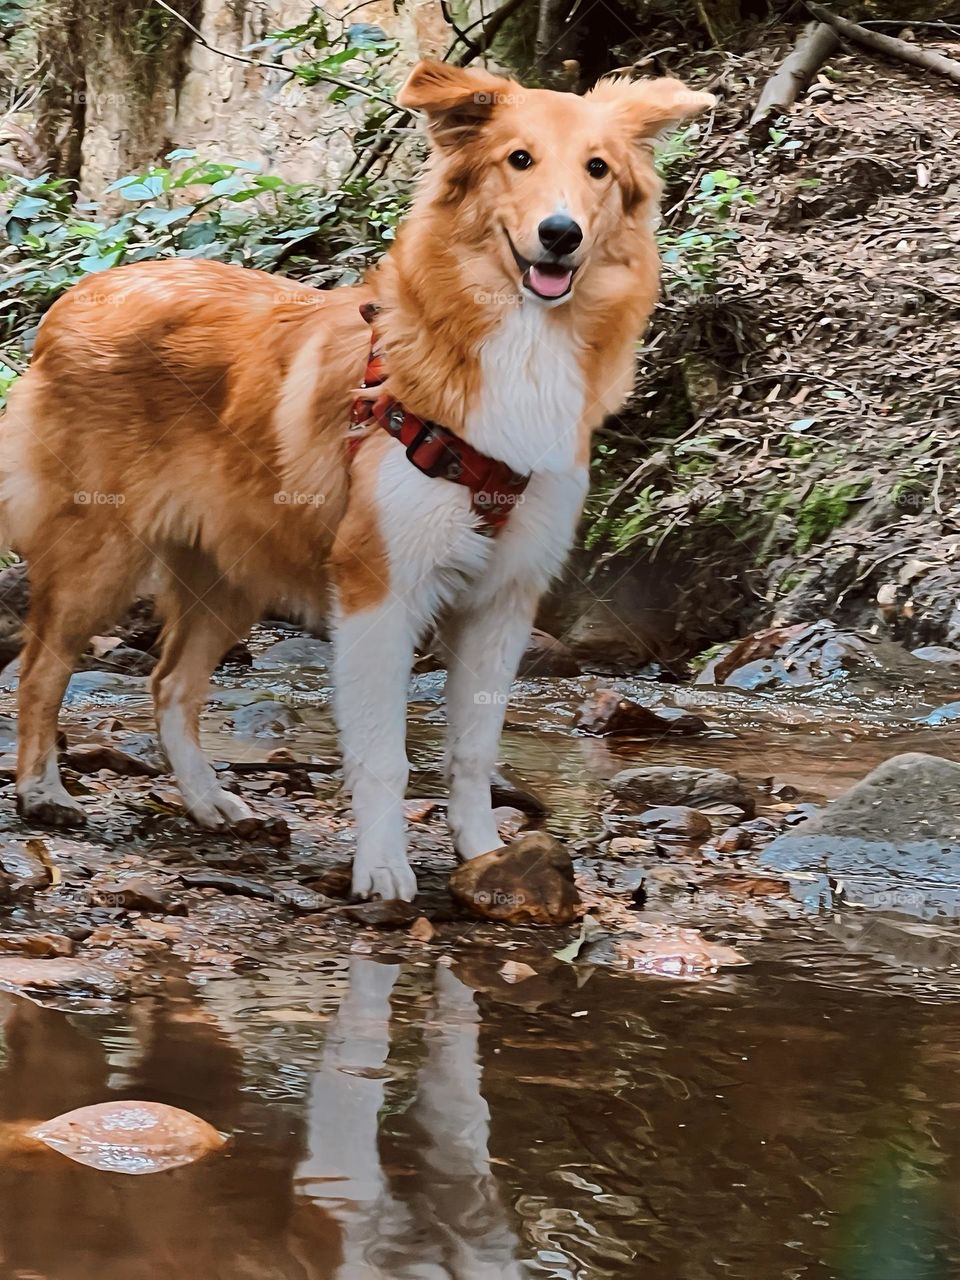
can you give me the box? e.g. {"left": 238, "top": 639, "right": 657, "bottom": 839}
{"left": 793, "top": 481, "right": 867, "bottom": 554}
{"left": 659, "top": 169, "right": 756, "bottom": 297}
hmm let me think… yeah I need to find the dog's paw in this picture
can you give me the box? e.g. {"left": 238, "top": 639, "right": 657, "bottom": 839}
{"left": 352, "top": 850, "right": 418, "bottom": 902}
{"left": 17, "top": 787, "right": 87, "bottom": 830}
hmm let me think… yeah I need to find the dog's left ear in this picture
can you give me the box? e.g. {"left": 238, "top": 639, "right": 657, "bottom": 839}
{"left": 398, "top": 60, "right": 518, "bottom": 147}
{"left": 591, "top": 76, "right": 716, "bottom": 143}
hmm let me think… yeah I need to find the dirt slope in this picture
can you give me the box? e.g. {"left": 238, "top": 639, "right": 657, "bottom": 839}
{"left": 587, "top": 25, "right": 960, "bottom": 661}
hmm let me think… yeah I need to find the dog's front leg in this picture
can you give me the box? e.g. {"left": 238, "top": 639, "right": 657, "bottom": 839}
{"left": 334, "top": 595, "right": 418, "bottom": 901}
{"left": 441, "top": 583, "right": 538, "bottom": 861}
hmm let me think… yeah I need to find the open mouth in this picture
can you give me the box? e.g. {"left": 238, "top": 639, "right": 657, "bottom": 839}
{"left": 504, "top": 230, "right": 576, "bottom": 301}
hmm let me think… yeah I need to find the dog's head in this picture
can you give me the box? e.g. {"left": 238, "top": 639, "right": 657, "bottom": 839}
{"left": 398, "top": 61, "right": 714, "bottom": 308}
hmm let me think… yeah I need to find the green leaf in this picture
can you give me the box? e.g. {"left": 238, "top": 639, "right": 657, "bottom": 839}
{"left": 8, "top": 196, "right": 48, "bottom": 219}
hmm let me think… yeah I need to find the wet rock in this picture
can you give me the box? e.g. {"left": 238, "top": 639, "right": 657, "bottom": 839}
{"left": 0, "top": 561, "right": 30, "bottom": 669}
{"left": 179, "top": 872, "right": 274, "bottom": 901}
{"left": 606, "top": 926, "right": 747, "bottom": 978}
{"left": 449, "top": 832, "right": 582, "bottom": 925}
{"left": 923, "top": 702, "right": 960, "bottom": 726}
{"left": 219, "top": 641, "right": 253, "bottom": 668}
{"left": 229, "top": 701, "right": 303, "bottom": 737}
{"left": 608, "top": 766, "right": 755, "bottom": 817}
{"left": 343, "top": 899, "right": 421, "bottom": 928}
{"left": 116, "top": 733, "right": 169, "bottom": 773}
{"left": 302, "top": 864, "right": 353, "bottom": 899}
{"left": 0, "top": 957, "right": 128, "bottom": 1000}
{"left": 28, "top": 1101, "right": 225, "bottom": 1174}
{"left": 494, "top": 806, "right": 529, "bottom": 840}
{"left": 635, "top": 806, "right": 712, "bottom": 840}
{"left": 699, "top": 620, "right": 950, "bottom": 692}
{"left": 81, "top": 645, "right": 156, "bottom": 676}
{"left": 576, "top": 688, "right": 705, "bottom": 737}
{"left": 761, "top": 753, "right": 960, "bottom": 915}
{"left": 490, "top": 766, "right": 548, "bottom": 820}
{"left": 517, "top": 629, "right": 581, "bottom": 677}
{"left": 0, "top": 839, "right": 54, "bottom": 889}
{"left": 715, "top": 826, "right": 752, "bottom": 853}
{"left": 912, "top": 646, "right": 960, "bottom": 666}
{"left": 272, "top": 881, "right": 334, "bottom": 914}
{"left": 63, "top": 670, "right": 149, "bottom": 704}
{"left": 92, "top": 878, "right": 184, "bottom": 915}
{"left": 0, "top": 932, "right": 74, "bottom": 958}
{"left": 253, "top": 637, "right": 332, "bottom": 670}
{"left": 63, "top": 742, "right": 162, "bottom": 777}
{"left": 608, "top": 836, "right": 657, "bottom": 856}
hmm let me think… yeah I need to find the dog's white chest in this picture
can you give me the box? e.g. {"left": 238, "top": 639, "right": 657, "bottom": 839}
{"left": 466, "top": 304, "right": 585, "bottom": 475}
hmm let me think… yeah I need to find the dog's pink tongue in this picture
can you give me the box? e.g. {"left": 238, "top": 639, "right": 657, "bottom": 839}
{"left": 528, "top": 264, "right": 572, "bottom": 298}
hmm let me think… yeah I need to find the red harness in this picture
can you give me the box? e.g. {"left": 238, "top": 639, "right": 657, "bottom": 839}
{"left": 348, "top": 302, "right": 529, "bottom": 534}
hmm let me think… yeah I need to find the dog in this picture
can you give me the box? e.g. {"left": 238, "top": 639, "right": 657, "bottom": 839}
{"left": 0, "top": 60, "right": 713, "bottom": 900}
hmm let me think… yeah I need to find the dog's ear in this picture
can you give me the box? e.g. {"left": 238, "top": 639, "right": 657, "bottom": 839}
{"left": 590, "top": 76, "right": 715, "bottom": 143}
{"left": 398, "top": 60, "right": 517, "bottom": 148}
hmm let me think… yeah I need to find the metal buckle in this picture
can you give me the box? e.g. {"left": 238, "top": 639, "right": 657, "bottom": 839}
{"left": 405, "top": 423, "right": 463, "bottom": 480}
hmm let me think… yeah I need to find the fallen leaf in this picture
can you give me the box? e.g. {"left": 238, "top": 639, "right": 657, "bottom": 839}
{"left": 616, "top": 926, "right": 747, "bottom": 980}
{"left": 499, "top": 960, "right": 537, "bottom": 984}
{"left": 28, "top": 1101, "right": 226, "bottom": 1174}
{"left": 409, "top": 916, "right": 435, "bottom": 943}
{"left": 554, "top": 915, "right": 604, "bottom": 963}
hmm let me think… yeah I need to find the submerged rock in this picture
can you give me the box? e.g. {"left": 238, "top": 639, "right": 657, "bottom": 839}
{"left": 608, "top": 765, "right": 755, "bottom": 817}
{"left": 253, "top": 637, "right": 332, "bottom": 670}
{"left": 0, "top": 957, "right": 128, "bottom": 1001}
{"left": 229, "top": 701, "right": 303, "bottom": 737}
{"left": 449, "top": 832, "right": 582, "bottom": 925}
{"left": 576, "top": 688, "right": 706, "bottom": 737}
{"left": 762, "top": 753, "right": 960, "bottom": 915}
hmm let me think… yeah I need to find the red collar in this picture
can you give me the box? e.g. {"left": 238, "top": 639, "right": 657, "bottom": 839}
{"left": 349, "top": 302, "right": 529, "bottom": 534}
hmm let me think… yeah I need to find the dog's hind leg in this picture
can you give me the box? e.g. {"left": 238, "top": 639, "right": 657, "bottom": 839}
{"left": 17, "top": 524, "right": 148, "bottom": 827}
{"left": 152, "top": 553, "right": 261, "bottom": 832}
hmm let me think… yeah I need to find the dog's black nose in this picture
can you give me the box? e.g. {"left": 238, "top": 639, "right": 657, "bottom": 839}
{"left": 538, "top": 214, "right": 583, "bottom": 257}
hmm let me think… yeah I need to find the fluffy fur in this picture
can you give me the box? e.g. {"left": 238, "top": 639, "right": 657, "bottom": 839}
{"left": 0, "top": 61, "right": 713, "bottom": 899}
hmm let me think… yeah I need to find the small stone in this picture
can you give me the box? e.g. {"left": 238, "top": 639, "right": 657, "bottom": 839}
{"left": 576, "top": 688, "right": 705, "bottom": 737}
{"left": 0, "top": 932, "right": 74, "bottom": 958}
{"left": 409, "top": 916, "right": 436, "bottom": 942}
{"left": 608, "top": 836, "right": 657, "bottom": 856}
{"left": 635, "top": 806, "right": 712, "bottom": 840}
{"left": 449, "top": 832, "right": 582, "bottom": 926}
{"left": 229, "top": 701, "right": 302, "bottom": 737}
{"left": 92, "top": 878, "right": 183, "bottom": 915}
{"left": 343, "top": 899, "right": 420, "bottom": 929}
{"left": 715, "top": 826, "right": 751, "bottom": 853}
{"left": 63, "top": 743, "right": 162, "bottom": 777}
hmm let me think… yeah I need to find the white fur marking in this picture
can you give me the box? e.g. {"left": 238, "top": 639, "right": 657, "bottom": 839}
{"left": 467, "top": 303, "right": 585, "bottom": 475}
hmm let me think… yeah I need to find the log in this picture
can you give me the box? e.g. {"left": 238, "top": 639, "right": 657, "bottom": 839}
{"left": 807, "top": 4, "right": 960, "bottom": 87}
{"left": 749, "top": 21, "right": 840, "bottom": 126}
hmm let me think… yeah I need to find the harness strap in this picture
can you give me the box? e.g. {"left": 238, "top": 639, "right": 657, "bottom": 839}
{"left": 349, "top": 303, "right": 529, "bottom": 534}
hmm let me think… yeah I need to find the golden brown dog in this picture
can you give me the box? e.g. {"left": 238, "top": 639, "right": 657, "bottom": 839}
{"left": 0, "top": 60, "right": 713, "bottom": 899}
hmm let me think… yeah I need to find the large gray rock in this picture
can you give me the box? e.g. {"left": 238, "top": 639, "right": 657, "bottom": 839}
{"left": 762, "top": 753, "right": 960, "bottom": 916}
{"left": 253, "top": 637, "right": 332, "bottom": 670}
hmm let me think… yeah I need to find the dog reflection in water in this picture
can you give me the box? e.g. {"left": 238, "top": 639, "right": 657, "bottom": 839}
{"left": 296, "top": 958, "right": 523, "bottom": 1278}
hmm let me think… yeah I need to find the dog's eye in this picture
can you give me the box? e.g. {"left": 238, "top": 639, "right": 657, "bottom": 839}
{"left": 507, "top": 150, "right": 534, "bottom": 171}
{"left": 587, "top": 157, "right": 609, "bottom": 179}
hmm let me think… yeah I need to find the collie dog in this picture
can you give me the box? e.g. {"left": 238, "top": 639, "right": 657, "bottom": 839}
{"left": 0, "top": 61, "right": 712, "bottom": 900}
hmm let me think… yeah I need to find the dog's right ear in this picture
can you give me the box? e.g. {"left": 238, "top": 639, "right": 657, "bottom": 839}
{"left": 398, "top": 60, "right": 517, "bottom": 148}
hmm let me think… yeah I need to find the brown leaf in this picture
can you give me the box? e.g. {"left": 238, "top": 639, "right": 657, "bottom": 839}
{"left": 499, "top": 960, "right": 537, "bottom": 984}
{"left": 409, "top": 916, "right": 436, "bottom": 943}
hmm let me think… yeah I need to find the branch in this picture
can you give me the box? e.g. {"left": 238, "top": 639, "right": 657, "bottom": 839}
{"left": 806, "top": 4, "right": 960, "bottom": 87}
{"left": 749, "top": 21, "right": 840, "bottom": 127}
{"left": 152, "top": 0, "right": 399, "bottom": 110}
